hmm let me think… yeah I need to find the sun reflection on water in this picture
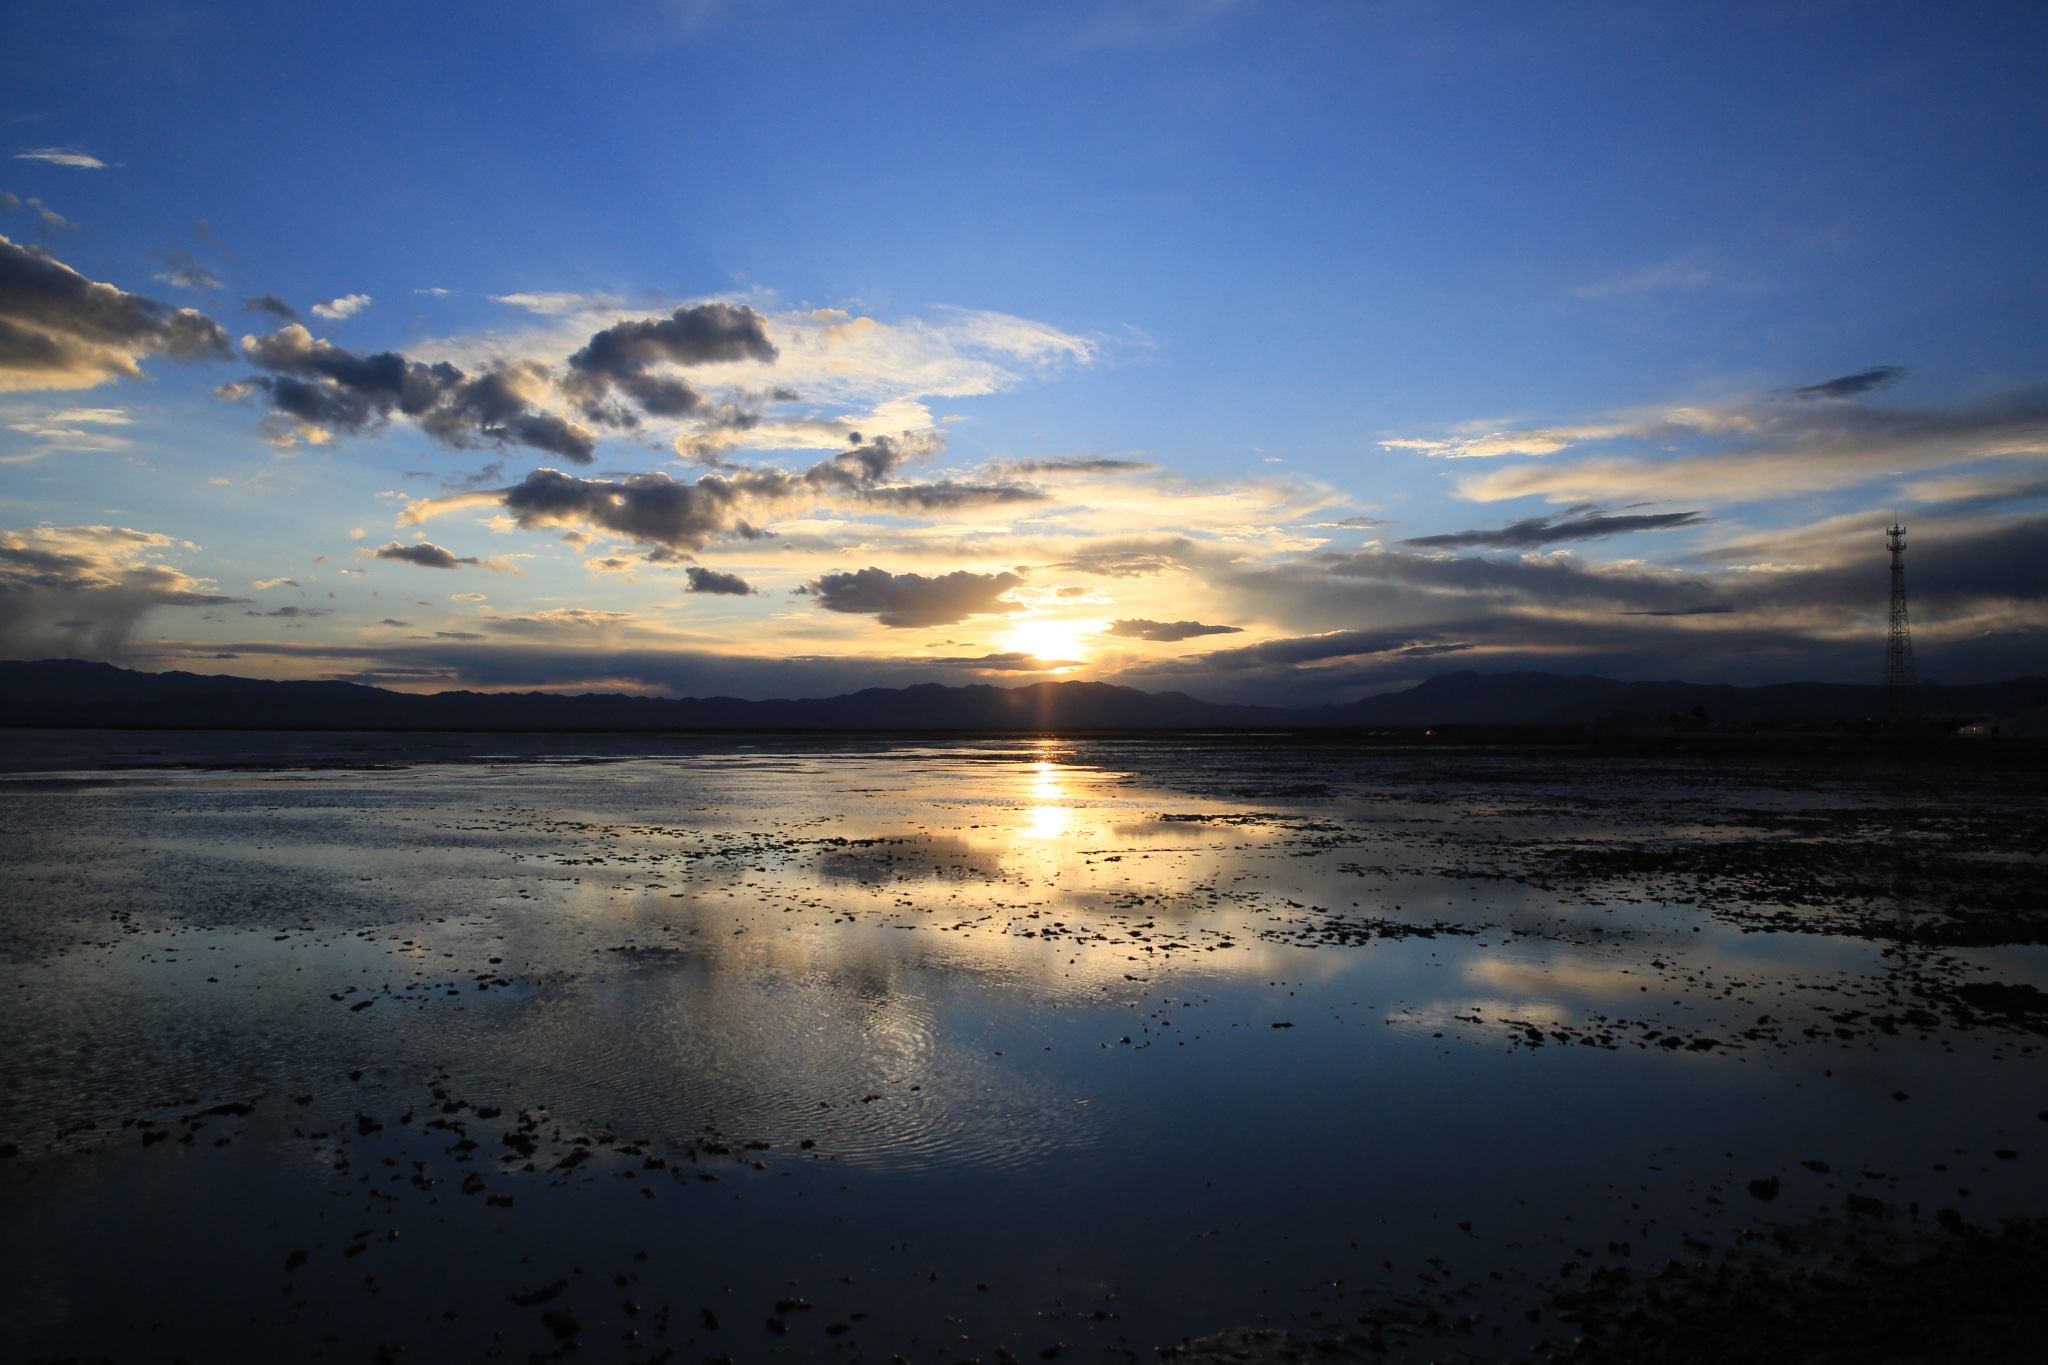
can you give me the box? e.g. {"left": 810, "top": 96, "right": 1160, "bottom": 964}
{"left": 1023, "top": 759, "right": 1074, "bottom": 839}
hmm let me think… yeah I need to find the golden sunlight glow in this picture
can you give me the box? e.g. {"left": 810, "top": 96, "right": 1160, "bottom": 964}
{"left": 1021, "top": 758, "right": 1074, "bottom": 838}
{"left": 998, "top": 616, "right": 1102, "bottom": 664}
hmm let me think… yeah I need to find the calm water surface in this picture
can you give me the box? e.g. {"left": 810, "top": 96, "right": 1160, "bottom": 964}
{"left": 1, "top": 732, "right": 2043, "bottom": 1363}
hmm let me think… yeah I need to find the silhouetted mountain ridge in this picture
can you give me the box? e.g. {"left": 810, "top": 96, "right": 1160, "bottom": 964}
{"left": 1, "top": 659, "right": 2043, "bottom": 731}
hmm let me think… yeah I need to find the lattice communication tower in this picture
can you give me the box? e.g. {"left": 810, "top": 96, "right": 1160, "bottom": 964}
{"left": 1885, "top": 521, "right": 1916, "bottom": 716}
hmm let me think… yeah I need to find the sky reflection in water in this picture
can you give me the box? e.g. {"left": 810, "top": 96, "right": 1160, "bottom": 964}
{"left": 1, "top": 734, "right": 2044, "bottom": 1363}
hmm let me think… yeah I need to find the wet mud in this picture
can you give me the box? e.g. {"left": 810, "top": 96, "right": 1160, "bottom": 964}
{"left": 0, "top": 732, "right": 2043, "bottom": 1364}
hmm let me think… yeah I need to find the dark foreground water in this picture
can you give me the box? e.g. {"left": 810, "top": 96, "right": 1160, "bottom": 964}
{"left": 0, "top": 731, "right": 2043, "bottom": 1365}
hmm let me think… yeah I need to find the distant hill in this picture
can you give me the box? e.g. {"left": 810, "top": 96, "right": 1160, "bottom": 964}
{"left": 1, "top": 659, "right": 2043, "bottom": 733}
{"left": 1326, "top": 670, "right": 2048, "bottom": 727}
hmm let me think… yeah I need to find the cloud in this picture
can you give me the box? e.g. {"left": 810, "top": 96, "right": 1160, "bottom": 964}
{"left": 927, "top": 651, "right": 1078, "bottom": 671}
{"left": 373, "top": 540, "right": 499, "bottom": 570}
{"left": 801, "top": 566, "right": 1024, "bottom": 628}
{"left": 404, "top": 436, "right": 1042, "bottom": 553}
{"left": 311, "top": 294, "right": 371, "bottom": 320}
{"left": 0, "top": 524, "right": 241, "bottom": 658}
{"left": 1400, "top": 510, "right": 1705, "bottom": 550}
{"left": 1050, "top": 536, "right": 1205, "bottom": 578}
{"left": 248, "top": 604, "right": 329, "bottom": 618}
{"left": 1790, "top": 366, "right": 1905, "bottom": 400}
{"left": 150, "top": 250, "right": 221, "bottom": 291}
{"left": 411, "top": 299, "right": 1093, "bottom": 466}
{"left": 563, "top": 302, "right": 777, "bottom": 423}
{"left": 251, "top": 576, "right": 299, "bottom": 589}
{"left": 1446, "top": 388, "right": 2048, "bottom": 506}
{"left": 241, "top": 293, "right": 299, "bottom": 323}
{"left": 1134, "top": 627, "right": 1472, "bottom": 675}
{"left": 3, "top": 403, "right": 133, "bottom": 453}
{"left": 231, "top": 325, "right": 597, "bottom": 460}
{"left": 493, "top": 291, "right": 616, "bottom": 316}
{"left": 2, "top": 194, "right": 73, "bottom": 230}
{"left": 0, "top": 236, "right": 231, "bottom": 392}
{"left": 994, "top": 456, "right": 1160, "bottom": 477}
{"left": 1104, "top": 617, "right": 1243, "bottom": 642}
{"left": 683, "top": 566, "right": 753, "bottom": 595}
{"left": 1572, "top": 252, "right": 1722, "bottom": 299}
{"left": 14, "top": 149, "right": 106, "bottom": 169}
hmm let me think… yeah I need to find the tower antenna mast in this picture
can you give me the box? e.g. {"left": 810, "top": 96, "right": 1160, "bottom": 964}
{"left": 1884, "top": 520, "right": 1916, "bottom": 717}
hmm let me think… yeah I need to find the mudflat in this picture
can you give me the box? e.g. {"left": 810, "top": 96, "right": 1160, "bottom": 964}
{"left": 1, "top": 732, "right": 2043, "bottom": 1364}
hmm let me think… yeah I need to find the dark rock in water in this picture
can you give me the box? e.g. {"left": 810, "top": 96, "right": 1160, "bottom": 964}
{"left": 508, "top": 1279, "right": 568, "bottom": 1307}
{"left": 701, "top": 1308, "right": 720, "bottom": 1331}
{"left": 283, "top": 1249, "right": 308, "bottom": 1271}
{"left": 764, "top": 1316, "right": 787, "bottom": 1334}
{"left": 1157, "top": 1328, "right": 1311, "bottom": 1364}
{"left": 460, "top": 1172, "right": 486, "bottom": 1195}
{"left": 1747, "top": 1177, "right": 1780, "bottom": 1200}
{"left": 538, "top": 1308, "right": 581, "bottom": 1341}
{"left": 1846, "top": 1193, "right": 1886, "bottom": 1215}
{"left": 1557, "top": 1216, "right": 2048, "bottom": 1365}
{"left": 1801, "top": 1159, "right": 1831, "bottom": 1174}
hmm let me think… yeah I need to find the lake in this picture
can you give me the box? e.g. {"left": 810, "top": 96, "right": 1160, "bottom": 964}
{"left": 1, "top": 731, "right": 2043, "bottom": 1364}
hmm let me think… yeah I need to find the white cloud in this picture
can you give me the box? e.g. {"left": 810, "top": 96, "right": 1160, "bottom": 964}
{"left": 311, "top": 293, "right": 372, "bottom": 320}
{"left": 14, "top": 148, "right": 107, "bottom": 169}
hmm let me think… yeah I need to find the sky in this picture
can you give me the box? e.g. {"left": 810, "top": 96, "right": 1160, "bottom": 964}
{"left": 3, "top": 0, "right": 2046, "bottom": 705}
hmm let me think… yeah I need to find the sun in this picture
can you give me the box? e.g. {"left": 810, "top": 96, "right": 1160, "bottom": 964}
{"left": 999, "top": 617, "right": 1100, "bottom": 664}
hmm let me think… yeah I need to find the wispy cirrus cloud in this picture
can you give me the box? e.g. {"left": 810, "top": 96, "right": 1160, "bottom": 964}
{"left": 13, "top": 148, "right": 107, "bottom": 169}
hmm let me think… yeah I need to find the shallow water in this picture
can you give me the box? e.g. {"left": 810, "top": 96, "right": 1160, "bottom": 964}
{"left": 1, "top": 731, "right": 2044, "bottom": 1364}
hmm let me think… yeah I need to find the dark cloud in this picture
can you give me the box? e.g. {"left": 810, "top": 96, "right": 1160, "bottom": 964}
{"left": 377, "top": 618, "right": 412, "bottom": 627}
{"left": 374, "top": 541, "right": 486, "bottom": 570}
{"left": 1792, "top": 366, "right": 1905, "bottom": 400}
{"left": 802, "top": 567, "right": 1024, "bottom": 628}
{"left": 927, "top": 652, "right": 1077, "bottom": 670}
{"left": 495, "top": 468, "right": 760, "bottom": 552}
{"left": 447, "top": 435, "right": 1030, "bottom": 555}
{"left": 1400, "top": 510, "right": 1705, "bottom": 550}
{"left": 241, "top": 293, "right": 299, "bottom": 322}
{"left": 150, "top": 250, "right": 221, "bottom": 292}
{"left": 999, "top": 456, "right": 1159, "bottom": 475}
{"left": 1105, "top": 618, "right": 1243, "bottom": 642}
{"left": 245, "top": 605, "right": 331, "bottom": 618}
{"left": 683, "top": 566, "right": 753, "bottom": 596}
{"left": 235, "top": 327, "right": 597, "bottom": 461}
{"left": 0, "top": 525, "right": 243, "bottom": 659}
{"left": 564, "top": 302, "right": 777, "bottom": 423}
{"left": 0, "top": 235, "right": 231, "bottom": 391}
{"left": 858, "top": 481, "right": 1046, "bottom": 511}
{"left": 1161, "top": 628, "right": 1470, "bottom": 673}
{"left": 1051, "top": 537, "right": 1206, "bottom": 578}
{"left": 1319, "top": 546, "right": 1720, "bottom": 613}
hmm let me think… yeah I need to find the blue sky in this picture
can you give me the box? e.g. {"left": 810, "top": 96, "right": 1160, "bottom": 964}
{"left": 4, "top": 0, "right": 2045, "bottom": 701}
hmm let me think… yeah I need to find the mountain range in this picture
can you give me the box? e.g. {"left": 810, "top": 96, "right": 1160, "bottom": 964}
{"left": 2, "top": 659, "right": 2044, "bottom": 733}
